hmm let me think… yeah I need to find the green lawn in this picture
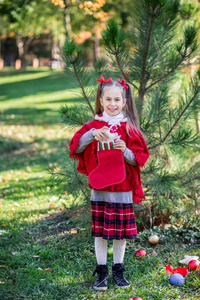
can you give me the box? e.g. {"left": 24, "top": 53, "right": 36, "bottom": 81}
{"left": 0, "top": 68, "right": 199, "bottom": 300}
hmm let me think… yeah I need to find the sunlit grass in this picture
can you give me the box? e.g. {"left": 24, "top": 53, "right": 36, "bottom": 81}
{"left": 0, "top": 68, "right": 199, "bottom": 300}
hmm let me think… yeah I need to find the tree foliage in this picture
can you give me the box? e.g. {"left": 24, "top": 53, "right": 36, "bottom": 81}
{"left": 59, "top": 0, "right": 200, "bottom": 226}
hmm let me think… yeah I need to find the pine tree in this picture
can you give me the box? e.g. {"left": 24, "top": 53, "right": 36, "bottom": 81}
{"left": 59, "top": 0, "right": 200, "bottom": 227}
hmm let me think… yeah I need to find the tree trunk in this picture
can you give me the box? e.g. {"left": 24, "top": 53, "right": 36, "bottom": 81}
{"left": 195, "top": 111, "right": 200, "bottom": 133}
{"left": 138, "top": 86, "right": 146, "bottom": 117}
{"left": 64, "top": 0, "right": 71, "bottom": 36}
{"left": 16, "top": 36, "right": 25, "bottom": 68}
{"left": 94, "top": 35, "right": 100, "bottom": 61}
{"left": 16, "top": 36, "right": 33, "bottom": 69}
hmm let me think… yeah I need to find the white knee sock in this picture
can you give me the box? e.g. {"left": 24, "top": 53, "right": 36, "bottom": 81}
{"left": 95, "top": 237, "right": 108, "bottom": 265}
{"left": 113, "top": 239, "right": 126, "bottom": 264}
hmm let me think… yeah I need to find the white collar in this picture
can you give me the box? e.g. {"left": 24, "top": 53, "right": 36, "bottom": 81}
{"left": 94, "top": 111, "right": 127, "bottom": 126}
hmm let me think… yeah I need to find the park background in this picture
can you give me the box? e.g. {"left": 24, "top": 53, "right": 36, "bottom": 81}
{"left": 0, "top": 0, "right": 200, "bottom": 299}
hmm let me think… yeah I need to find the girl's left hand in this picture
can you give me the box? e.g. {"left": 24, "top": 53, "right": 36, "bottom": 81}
{"left": 113, "top": 139, "right": 126, "bottom": 152}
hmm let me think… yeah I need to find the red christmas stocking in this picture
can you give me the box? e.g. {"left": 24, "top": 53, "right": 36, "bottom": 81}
{"left": 88, "top": 141, "right": 126, "bottom": 189}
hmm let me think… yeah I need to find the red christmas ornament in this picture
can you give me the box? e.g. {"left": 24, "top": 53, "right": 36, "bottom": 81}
{"left": 132, "top": 298, "right": 143, "bottom": 300}
{"left": 188, "top": 260, "right": 200, "bottom": 270}
{"left": 135, "top": 249, "right": 147, "bottom": 257}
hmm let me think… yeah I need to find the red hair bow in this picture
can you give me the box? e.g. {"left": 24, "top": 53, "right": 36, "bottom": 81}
{"left": 117, "top": 78, "right": 128, "bottom": 90}
{"left": 96, "top": 74, "right": 112, "bottom": 85}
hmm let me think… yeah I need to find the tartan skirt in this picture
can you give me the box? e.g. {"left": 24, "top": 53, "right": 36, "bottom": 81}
{"left": 91, "top": 201, "right": 137, "bottom": 240}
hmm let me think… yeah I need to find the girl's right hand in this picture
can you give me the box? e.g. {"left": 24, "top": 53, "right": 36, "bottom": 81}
{"left": 92, "top": 126, "right": 110, "bottom": 142}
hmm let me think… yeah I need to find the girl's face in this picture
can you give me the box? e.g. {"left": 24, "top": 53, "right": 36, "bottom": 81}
{"left": 100, "top": 86, "right": 126, "bottom": 116}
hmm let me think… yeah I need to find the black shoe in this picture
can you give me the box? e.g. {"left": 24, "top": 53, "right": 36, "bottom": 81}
{"left": 112, "top": 263, "right": 130, "bottom": 288}
{"left": 92, "top": 264, "right": 108, "bottom": 291}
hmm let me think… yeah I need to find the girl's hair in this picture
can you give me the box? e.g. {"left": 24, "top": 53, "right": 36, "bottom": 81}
{"left": 95, "top": 81, "right": 140, "bottom": 135}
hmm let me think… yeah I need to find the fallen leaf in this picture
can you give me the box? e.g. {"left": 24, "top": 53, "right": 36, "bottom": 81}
{"left": 152, "top": 250, "right": 158, "bottom": 256}
{"left": 44, "top": 268, "right": 53, "bottom": 273}
{"left": 0, "top": 265, "right": 8, "bottom": 268}
{"left": 49, "top": 203, "right": 55, "bottom": 207}
{"left": 40, "top": 240, "right": 47, "bottom": 245}
{"left": 70, "top": 229, "right": 77, "bottom": 234}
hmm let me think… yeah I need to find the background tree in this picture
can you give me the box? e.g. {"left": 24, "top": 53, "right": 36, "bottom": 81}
{"left": 59, "top": 0, "right": 200, "bottom": 227}
{"left": 0, "top": 0, "right": 65, "bottom": 67}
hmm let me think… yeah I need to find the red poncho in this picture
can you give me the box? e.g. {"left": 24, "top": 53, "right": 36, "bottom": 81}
{"left": 69, "top": 119, "right": 149, "bottom": 204}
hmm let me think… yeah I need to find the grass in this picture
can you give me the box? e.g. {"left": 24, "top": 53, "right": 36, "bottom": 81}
{"left": 0, "top": 68, "right": 200, "bottom": 300}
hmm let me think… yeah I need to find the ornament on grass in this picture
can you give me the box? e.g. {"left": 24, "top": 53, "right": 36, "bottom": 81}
{"left": 107, "top": 247, "right": 113, "bottom": 256}
{"left": 148, "top": 234, "right": 159, "bottom": 245}
{"left": 131, "top": 298, "right": 143, "bottom": 300}
{"left": 179, "top": 255, "right": 199, "bottom": 265}
{"left": 135, "top": 249, "right": 147, "bottom": 257}
{"left": 188, "top": 260, "right": 200, "bottom": 270}
{"left": 170, "top": 273, "right": 185, "bottom": 286}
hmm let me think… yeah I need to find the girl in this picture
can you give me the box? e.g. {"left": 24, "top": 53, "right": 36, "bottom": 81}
{"left": 69, "top": 75, "right": 149, "bottom": 291}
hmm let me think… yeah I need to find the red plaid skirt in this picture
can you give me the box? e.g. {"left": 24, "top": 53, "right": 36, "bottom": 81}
{"left": 91, "top": 201, "right": 137, "bottom": 240}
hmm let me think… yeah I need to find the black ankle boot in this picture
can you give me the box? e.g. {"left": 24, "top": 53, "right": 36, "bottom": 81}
{"left": 112, "top": 263, "right": 130, "bottom": 288}
{"left": 92, "top": 264, "right": 108, "bottom": 291}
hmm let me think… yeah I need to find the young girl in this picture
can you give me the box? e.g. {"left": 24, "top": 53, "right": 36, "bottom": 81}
{"left": 69, "top": 75, "right": 149, "bottom": 291}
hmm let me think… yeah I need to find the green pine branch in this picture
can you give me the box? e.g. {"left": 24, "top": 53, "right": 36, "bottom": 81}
{"left": 162, "top": 88, "right": 199, "bottom": 142}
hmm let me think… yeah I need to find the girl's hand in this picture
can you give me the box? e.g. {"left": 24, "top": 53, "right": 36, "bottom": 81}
{"left": 113, "top": 139, "right": 126, "bottom": 152}
{"left": 92, "top": 126, "right": 110, "bottom": 142}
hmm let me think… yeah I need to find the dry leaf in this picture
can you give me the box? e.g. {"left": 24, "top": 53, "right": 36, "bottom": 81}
{"left": 49, "top": 203, "right": 55, "bottom": 207}
{"left": 0, "top": 265, "right": 7, "bottom": 268}
{"left": 44, "top": 268, "right": 53, "bottom": 273}
{"left": 152, "top": 250, "right": 158, "bottom": 256}
{"left": 40, "top": 240, "right": 47, "bottom": 245}
{"left": 71, "top": 229, "right": 77, "bottom": 234}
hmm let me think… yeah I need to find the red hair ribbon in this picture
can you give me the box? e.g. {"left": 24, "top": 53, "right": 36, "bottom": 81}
{"left": 117, "top": 78, "right": 128, "bottom": 90}
{"left": 96, "top": 74, "right": 112, "bottom": 85}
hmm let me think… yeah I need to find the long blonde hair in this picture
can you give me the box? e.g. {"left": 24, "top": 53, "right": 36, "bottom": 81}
{"left": 94, "top": 81, "right": 140, "bottom": 135}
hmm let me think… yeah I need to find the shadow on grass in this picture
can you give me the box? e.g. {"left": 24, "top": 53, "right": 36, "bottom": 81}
{"left": 0, "top": 101, "right": 84, "bottom": 126}
{"left": 0, "top": 70, "right": 79, "bottom": 102}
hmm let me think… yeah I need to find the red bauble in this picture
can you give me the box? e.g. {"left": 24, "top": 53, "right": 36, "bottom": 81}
{"left": 132, "top": 298, "right": 143, "bottom": 300}
{"left": 135, "top": 249, "right": 147, "bottom": 257}
{"left": 188, "top": 260, "right": 200, "bottom": 270}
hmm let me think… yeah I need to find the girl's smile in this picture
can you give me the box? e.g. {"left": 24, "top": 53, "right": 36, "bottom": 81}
{"left": 100, "top": 86, "right": 126, "bottom": 116}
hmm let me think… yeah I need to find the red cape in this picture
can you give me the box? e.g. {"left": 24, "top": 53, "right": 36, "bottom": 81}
{"left": 69, "top": 119, "right": 149, "bottom": 204}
